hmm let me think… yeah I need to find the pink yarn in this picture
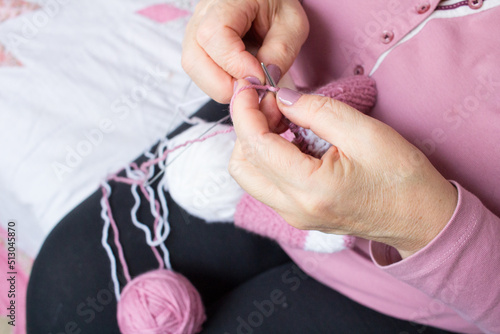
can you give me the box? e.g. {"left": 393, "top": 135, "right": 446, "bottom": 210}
{"left": 313, "top": 75, "right": 377, "bottom": 114}
{"left": 229, "top": 84, "right": 279, "bottom": 117}
{"left": 101, "top": 184, "right": 132, "bottom": 282}
{"left": 102, "top": 128, "right": 235, "bottom": 334}
{"left": 117, "top": 270, "right": 206, "bottom": 334}
{"left": 289, "top": 75, "right": 377, "bottom": 158}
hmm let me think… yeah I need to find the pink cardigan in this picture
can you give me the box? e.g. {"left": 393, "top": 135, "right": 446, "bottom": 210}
{"left": 284, "top": 0, "right": 500, "bottom": 333}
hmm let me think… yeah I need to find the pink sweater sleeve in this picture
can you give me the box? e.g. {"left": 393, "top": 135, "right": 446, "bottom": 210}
{"left": 370, "top": 181, "right": 500, "bottom": 334}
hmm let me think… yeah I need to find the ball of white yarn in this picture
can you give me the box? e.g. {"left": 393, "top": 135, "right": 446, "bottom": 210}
{"left": 166, "top": 122, "right": 244, "bottom": 222}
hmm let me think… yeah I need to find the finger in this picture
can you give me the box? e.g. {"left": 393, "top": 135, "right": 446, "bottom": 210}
{"left": 196, "top": 1, "right": 265, "bottom": 83}
{"left": 182, "top": 19, "right": 236, "bottom": 103}
{"left": 232, "top": 142, "right": 323, "bottom": 232}
{"left": 276, "top": 89, "right": 370, "bottom": 153}
{"left": 256, "top": 1, "right": 309, "bottom": 79}
{"left": 231, "top": 79, "right": 270, "bottom": 140}
{"left": 182, "top": 42, "right": 236, "bottom": 103}
{"left": 259, "top": 93, "right": 284, "bottom": 133}
{"left": 229, "top": 140, "right": 285, "bottom": 208}
{"left": 232, "top": 80, "right": 321, "bottom": 181}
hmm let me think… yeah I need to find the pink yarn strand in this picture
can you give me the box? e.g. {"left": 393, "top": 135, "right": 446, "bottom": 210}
{"left": 140, "top": 127, "right": 234, "bottom": 173}
{"left": 229, "top": 84, "right": 279, "bottom": 117}
{"left": 101, "top": 124, "right": 235, "bottom": 278}
{"left": 108, "top": 175, "right": 142, "bottom": 185}
{"left": 101, "top": 185, "right": 132, "bottom": 283}
{"left": 126, "top": 162, "right": 166, "bottom": 269}
{"left": 151, "top": 245, "right": 165, "bottom": 270}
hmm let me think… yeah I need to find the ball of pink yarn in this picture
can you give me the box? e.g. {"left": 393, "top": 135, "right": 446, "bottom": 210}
{"left": 117, "top": 270, "right": 206, "bottom": 334}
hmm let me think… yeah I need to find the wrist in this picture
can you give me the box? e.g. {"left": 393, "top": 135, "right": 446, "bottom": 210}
{"left": 396, "top": 179, "right": 458, "bottom": 259}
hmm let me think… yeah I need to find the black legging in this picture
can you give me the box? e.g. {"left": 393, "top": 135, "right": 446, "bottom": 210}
{"left": 26, "top": 100, "right": 457, "bottom": 334}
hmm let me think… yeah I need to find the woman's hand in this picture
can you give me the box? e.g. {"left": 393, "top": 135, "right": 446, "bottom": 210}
{"left": 182, "top": 0, "right": 309, "bottom": 103}
{"left": 229, "top": 81, "right": 458, "bottom": 259}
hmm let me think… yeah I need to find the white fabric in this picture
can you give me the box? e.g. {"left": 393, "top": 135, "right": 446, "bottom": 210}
{"left": 166, "top": 122, "right": 245, "bottom": 223}
{"left": 0, "top": 0, "right": 208, "bottom": 256}
{"left": 304, "top": 231, "right": 347, "bottom": 253}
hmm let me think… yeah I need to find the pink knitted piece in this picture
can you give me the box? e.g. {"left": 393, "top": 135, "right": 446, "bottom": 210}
{"left": 234, "top": 75, "right": 377, "bottom": 252}
{"left": 235, "top": 193, "right": 307, "bottom": 248}
{"left": 289, "top": 75, "right": 377, "bottom": 158}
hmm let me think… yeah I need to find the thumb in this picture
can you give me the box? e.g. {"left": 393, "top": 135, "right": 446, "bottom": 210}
{"left": 257, "top": 1, "right": 309, "bottom": 82}
{"left": 276, "top": 88, "right": 370, "bottom": 151}
{"left": 231, "top": 80, "right": 321, "bottom": 178}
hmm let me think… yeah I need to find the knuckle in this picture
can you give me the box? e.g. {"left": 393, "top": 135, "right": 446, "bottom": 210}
{"left": 235, "top": 134, "right": 263, "bottom": 164}
{"left": 309, "top": 96, "right": 335, "bottom": 117}
{"left": 196, "top": 30, "right": 246, "bottom": 79}
{"left": 227, "top": 159, "right": 240, "bottom": 178}
{"left": 254, "top": 131, "right": 272, "bottom": 147}
{"left": 221, "top": 52, "right": 244, "bottom": 76}
{"left": 308, "top": 97, "right": 347, "bottom": 124}
{"left": 302, "top": 194, "right": 328, "bottom": 217}
{"left": 212, "top": 90, "right": 232, "bottom": 104}
{"left": 272, "top": 41, "right": 298, "bottom": 64}
{"left": 286, "top": 3, "right": 310, "bottom": 37}
{"left": 240, "top": 137, "right": 256, "bottom": 159}
{"left": 195, "top": 23, "right": 217, "bottom": 48}
{"left": 253, "top": 133, "right": 281, "bottom": 164}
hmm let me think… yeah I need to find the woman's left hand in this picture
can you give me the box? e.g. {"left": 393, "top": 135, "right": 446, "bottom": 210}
{"left": 229, "top": 80, "right": 458, "bottom": 259}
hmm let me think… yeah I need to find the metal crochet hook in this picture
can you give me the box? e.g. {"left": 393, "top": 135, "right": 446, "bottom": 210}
{"left": 261, "top": 62, "right": 291, "bottom": 129}
{"left": 261, "top": 62, "right": 277, "bottom": 90}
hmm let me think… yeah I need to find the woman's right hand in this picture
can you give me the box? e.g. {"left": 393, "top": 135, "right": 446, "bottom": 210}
{"left": 182, "top": 0, "right": 309, "bottom": 103}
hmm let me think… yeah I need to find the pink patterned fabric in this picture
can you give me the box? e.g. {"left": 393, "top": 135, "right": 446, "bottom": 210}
{"left": 0, "top": 44, "right": 21, "bottom": 67}
{"left": 137, "top": 4, "right": 190, "bottom": 23}
{"left": 0, "top": 0, "right": 40, "bottom": 67}
{"left": 0, "top": 0, "right": 39, "bottom": 23}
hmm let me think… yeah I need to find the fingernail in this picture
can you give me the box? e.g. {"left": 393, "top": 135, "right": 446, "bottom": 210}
{"left": 277, "top": 88, "right": 302, "bottom": 106}
{"left": 233, "top": 81, "right": 238, "bottom": 93}
{"left": 266, "top": 64, "right": 281, "bottom": 85}
{"left": 244, "top": 76, "right": 261, "bottom": 85}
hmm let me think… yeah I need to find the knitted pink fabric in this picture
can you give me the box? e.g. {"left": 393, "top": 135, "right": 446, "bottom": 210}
{"left": 235, "top": 75, "right": 377, "bottom": 253}
{"left": 289, "top": 75, "right": 377, "bottom": 158}
{"left": 235, "top": 193, "right": 308, "bottom": 248}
